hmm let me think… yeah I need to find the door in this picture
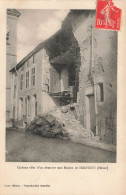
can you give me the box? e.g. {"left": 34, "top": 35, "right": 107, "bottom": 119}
{"left": 86, "top": 95, "right": 96, "bottom": 134}
{"left": 31, "top": 95, "right": 37, "bottom": 120}
{"left": 19, "top": 98, "right": 23, "bottom": 120}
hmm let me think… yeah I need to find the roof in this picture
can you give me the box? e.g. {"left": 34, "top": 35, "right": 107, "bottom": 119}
{"left": 7, "top": 9, "right": 21, "bottom": 17}
{"left": 10, "top": 10, "right": 88, "bottom": 73}
{"left": 10, "top": 30, "right": 61, "bottom": 73}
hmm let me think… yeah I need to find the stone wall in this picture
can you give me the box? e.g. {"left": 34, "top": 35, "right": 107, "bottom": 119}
{"left": 11, "top": 49, "right": 43, "bottom": 125}
{"left": 73, "top": 11, "right": 95, "bottom": 126}
{"left": 94, "top": 29, "right": 117, "bottom": 144}
{"left": 10, "top": 10, "right": 117, "bottom": 145}
{"left": 41, "top": 49, "right": 60, "bottom": 113}
{"left": 12, "top": 48, "right": 62, "bottom": 124}
{"left": 71, "top": 10, "right": 117, "bottom": 144}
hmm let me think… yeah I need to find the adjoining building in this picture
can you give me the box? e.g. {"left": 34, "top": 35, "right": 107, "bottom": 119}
{"left": 9, "top": 10, "right": 117, "bottom": 145}
{"left": 6, "top": 9, "right": 21, "bottom": 127}
{"left": 9, "top": 28, "right": 79, "bottom": 126}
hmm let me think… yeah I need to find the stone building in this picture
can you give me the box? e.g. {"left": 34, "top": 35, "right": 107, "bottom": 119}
{"left": 9, "top": 29, "right": 78, "bottom": 126}
{"left": 70, "top": 10, "right": 117, "bottom": 144}
{"left": 9, "top": 10, "right": 117, "bottom": 145}
{"left": 6, "top": 9, "right": 21, "bottom": 127}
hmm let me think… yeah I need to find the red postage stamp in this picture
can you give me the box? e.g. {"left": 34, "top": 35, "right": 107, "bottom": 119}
{"left": 95, "top": 0, "right": 121, "bottom": 31}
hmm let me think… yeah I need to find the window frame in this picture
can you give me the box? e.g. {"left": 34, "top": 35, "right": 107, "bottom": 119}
{"left": 26, "top": 71, "right": 29, "bottom": 88}
{"left": 20, "top": 74, "right": 24, "bottom": 90}
{"left": 31, "top": 66, "right": 36, "bottom": 87}
{"left": 97, "top": 82, "right": 104, "bottom": 102}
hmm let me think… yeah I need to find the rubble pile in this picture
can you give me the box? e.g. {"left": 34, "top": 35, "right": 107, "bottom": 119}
{"left": 25, "top": 104, "right": 94, "bottom": 141}
{"left": 25, "top": 114, "right": 64, "bottom": 138}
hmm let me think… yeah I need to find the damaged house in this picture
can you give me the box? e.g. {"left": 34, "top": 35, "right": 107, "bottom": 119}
{"left": 8, "top": 10, "right": 117, "bottom": 145}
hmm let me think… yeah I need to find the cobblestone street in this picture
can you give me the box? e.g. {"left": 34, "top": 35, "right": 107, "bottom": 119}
{"left": 6, "top": 129, "right": 116, "bottom": 162}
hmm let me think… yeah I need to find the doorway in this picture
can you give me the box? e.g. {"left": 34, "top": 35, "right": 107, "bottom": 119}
{"left": 86, "top": 94, "right": 96, "bottom": 134}
{"left": 19, "top": 97, "right": 23, "bottom": 120}
{"left": 31, "top": 94, "right": 37, "bottom": 121}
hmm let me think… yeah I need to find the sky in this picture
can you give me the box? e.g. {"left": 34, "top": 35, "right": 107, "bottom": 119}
{"left": 17, "top": 9, "right": 70, "bottom": 63}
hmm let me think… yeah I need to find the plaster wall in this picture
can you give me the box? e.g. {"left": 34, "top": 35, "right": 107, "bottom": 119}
{"left": 6, "top": 13, "right": 19, "bottom": 126}
{"left": 11, "top": 49, "right": 43, "bottom": 125}
{"left": 41, "top": 49, "right": 60, "bottom": 113}
{"left": 72, "top": 11, "right": 117, "bottom": 144}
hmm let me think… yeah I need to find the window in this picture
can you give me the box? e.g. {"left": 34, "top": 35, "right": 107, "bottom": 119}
{"left": 25, "top": 96, "right": 30, "bottom": 117}
{"left": 31, "top": 67, "right": 35, "bottom": 86}
{"left": 98, "top": 83, "right": 104, "bottom": 102}
{"left": 25, "top": 97, "right": 27, "bottom": 116}
{"left": 34, "top": 94, "right": 37, "bottom": 116}
{"left": 26, "top": 71, "right": 29, "bottom": 88}
{"left": 20, "top": 75, "right": 23, "bottom": 90}
{"left": 27, "top": 96, "right": 30, "bottom": 117}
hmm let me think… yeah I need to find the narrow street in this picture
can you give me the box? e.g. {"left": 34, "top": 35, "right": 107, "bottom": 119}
{"left": 6, "top": 129, "right": 116, "bottom": 162}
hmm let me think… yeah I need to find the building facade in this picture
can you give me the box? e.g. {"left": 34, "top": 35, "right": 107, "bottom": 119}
{"left": 10, "top": 47, "right": 51, "bottom": 126}
{"left": 6, "top": 9, "right": 20, "bottom": 127}
{"left": 71, "top": 11, "right": 117, "bottom": 144}
{"left": 9, "top": 10, "right": 117, "bottom": 145}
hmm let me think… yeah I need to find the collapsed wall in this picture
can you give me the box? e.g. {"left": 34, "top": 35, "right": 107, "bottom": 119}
{"left": 26, "top": 10, "right": 117, "bottom": 145}
{"left": 12, "top": 10, "right": 117, "bottom": 146}
{"left": 66, "top": 10, "right": 117, "bottom": 144}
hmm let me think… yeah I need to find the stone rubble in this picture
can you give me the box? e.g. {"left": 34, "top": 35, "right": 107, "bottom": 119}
{"left": 25, "top": 104, "right": 99, "bottom": 142}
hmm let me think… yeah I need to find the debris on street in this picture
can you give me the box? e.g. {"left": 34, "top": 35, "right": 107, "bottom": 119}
{"left": 25, "top": 104, "right": 98, "bottom": 143}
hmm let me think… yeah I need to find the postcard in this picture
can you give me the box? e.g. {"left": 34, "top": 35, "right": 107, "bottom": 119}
{"left": 0, "top": 0, "right": 126, "bottom": 194}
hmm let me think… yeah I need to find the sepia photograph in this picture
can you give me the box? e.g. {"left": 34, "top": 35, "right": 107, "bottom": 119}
{"left": 6, "top": 8, "right": 117, "bottom": 163}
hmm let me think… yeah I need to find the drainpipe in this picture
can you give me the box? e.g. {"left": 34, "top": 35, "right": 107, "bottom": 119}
{"left": 14, "top": 66, "right": 19, "bottom": 121}
{"left": 91, "top": 27, "right": 98, "bottom": 136}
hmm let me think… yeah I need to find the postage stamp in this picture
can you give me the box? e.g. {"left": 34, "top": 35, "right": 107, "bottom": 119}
{"left": 95, "top": 0, "right": 121, "bottom": 31}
